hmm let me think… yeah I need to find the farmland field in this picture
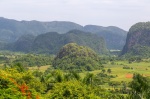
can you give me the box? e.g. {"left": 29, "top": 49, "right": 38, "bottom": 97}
{"left": 80, "top": 60, "right": 150, "bottom": 82}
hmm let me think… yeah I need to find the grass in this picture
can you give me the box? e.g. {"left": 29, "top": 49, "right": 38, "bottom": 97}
{"left": 80, "top": 60, "right": 150, "bottom": 82}
{"left": 105, "top": 61, "right": 150, "bottom": 82}
{"left": 28, "top": 65, "right": 50, "bottom": 72}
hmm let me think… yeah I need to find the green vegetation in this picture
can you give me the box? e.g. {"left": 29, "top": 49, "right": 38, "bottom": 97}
{"left": 8, "top": 30, "right": 108, "bottom": 55}
{"left": 0, "top": 52, "right": 54, "bottom": 68}
{"left": 129, "top": 22, "right": 150, "bottom": 33}
{"left": 124, "top": 45, "right": 150, "bottom": 58}
{"left": 122, "top": 22, "right": 150, "bottom": 57}
{"left": 53, "top": 43, "right": 102, "bottom": 71}
{"left": 0, "top": 50, "right": 150, "bottom": 98}
{"left": 11, "top": 54, "right": 54, "bottom": 67}
{"left": 129, "top": 73, "right": 150, "bottom": 98}
{"left": 11, "top": 34, "right": 35, "bottom": 52}
{"left": 0, "top": 17, "right": 127, "bottom": 51}
{"left": 1, "top": 20, "right": 150, "bottom": 98}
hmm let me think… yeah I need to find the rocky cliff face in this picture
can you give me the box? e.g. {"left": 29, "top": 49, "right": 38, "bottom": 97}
{"left": 121, "top": 22, "right": 150, "bottom": 57}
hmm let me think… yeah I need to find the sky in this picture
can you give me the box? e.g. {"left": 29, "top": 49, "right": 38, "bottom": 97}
{"left": 0, "top": 0, "right": 150, "bottom": 31}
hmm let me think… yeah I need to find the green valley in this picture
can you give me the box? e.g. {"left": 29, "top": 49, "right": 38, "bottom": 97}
{"left": 0, "top": 18, "right": 150, "bottom": 99}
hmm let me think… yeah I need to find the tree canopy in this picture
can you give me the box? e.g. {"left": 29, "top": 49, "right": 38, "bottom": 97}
{"left": 53, "top": 43, "right": 102, "bottom": 71}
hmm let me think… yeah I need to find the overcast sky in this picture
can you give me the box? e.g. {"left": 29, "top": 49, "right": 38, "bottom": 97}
{"left": 0, "top": 0, "right": 149, "bottom": 30}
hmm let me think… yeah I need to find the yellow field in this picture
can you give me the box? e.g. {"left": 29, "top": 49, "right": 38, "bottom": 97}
{"left": 0, "top": 64, "right": 3, "bottom": 66}
{"left": 28, "top": 65, "right": 50, "bottom": 72}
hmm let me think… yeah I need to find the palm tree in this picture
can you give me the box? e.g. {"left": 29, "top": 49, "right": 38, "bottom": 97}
{"left": 83, "top": 73, "right": 94, "bottom": 87}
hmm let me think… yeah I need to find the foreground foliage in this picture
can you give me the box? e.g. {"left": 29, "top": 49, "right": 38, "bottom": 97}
{"left": 0, "top": 64, "right": 150, "bottom": 99}
{"left": 0, "top": 51, "right": 150, "bottom": 99}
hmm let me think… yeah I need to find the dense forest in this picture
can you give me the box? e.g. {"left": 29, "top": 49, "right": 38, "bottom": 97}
{"left": 0, "top": 19, "right": 150, "bottom": 99}
{"left": 0, "top": 42, "right": 150, "bottom": 99}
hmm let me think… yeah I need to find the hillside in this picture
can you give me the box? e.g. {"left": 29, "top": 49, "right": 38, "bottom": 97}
{"left": 53, "top": 43, "right": 102, "bottom": 71}
{"left": 32, "top": 32, "right": 62, "bottom": 54}
{"left": 121, "top": 22, "right": 150, "bottom": 57}
{"left": 7, "top": 30, "right": 108, "bottom": 54}
{"left": 12, "top": 34, "right": 35, "bottom": 52}
{"left": 84, "top": 25, "right": 127, "bottom": 50}
{"left": 22, "top": 30, "right": 108, "bottom": 54}
{"left": 0, "top": 17, "right": 127, "bottom": 50}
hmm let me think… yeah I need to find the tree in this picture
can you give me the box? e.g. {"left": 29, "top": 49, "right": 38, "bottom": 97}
{"left": 13, "top": 63, "right": 26, "bottom": 72}
{"left": 129, "top": 73, "right": 150, "bottom": 99}
{"left": 46, "top": 81, "right": 99, "bottom": 98}
{"left": 64, "top": 71, "right": 80, "bottom": 81}
{"left": 107, "top": 69, "right": 111, "bottom": 74}
{"left": 102, "top": 69, "right": 106, "bottom": 73}
{"left": 83, "top": 73, "right": 94, "bottom": 87}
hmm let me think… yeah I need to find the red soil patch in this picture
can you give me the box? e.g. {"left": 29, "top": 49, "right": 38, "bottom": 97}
{"left": 125, "top": 74, "right": 133, "bottom": 78}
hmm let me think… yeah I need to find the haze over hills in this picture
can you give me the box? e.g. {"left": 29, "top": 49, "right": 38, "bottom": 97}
{"left": 84, "top": 25, "right": 127, "bottom": 50}
{"left": 121, "top": 22, "right": 150, "bottom": 57}
{"left": 8, "top": 30, "right": 108, "bottom": 55}
{"left": 0, "top": 17, "right": 83, "bottom": 42}
{"left": 0, "top": 17, "right": 127, "bottom": 50}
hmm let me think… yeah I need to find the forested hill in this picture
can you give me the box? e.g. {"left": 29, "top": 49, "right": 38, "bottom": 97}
{"left": 0, "top": 17, "right": 127, "bottom": 50}
{"left": 121, "top": 22, "right": 150, "bottom": 57}
{"left": 53, "top": 43, "right": 102, "bottom": 71}
{"left": 84, "top": 25, "right": 127, "bottom": 50}
{"left": 8, "top": 30, "right": 108, "bottom": 55}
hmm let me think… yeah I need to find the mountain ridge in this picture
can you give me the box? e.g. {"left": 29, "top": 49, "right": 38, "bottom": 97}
{"left": 7, "top": 30, "right": 108, "bottom": 55}
{"left": 0, "top": 17, "right": 127, "bottom": 50}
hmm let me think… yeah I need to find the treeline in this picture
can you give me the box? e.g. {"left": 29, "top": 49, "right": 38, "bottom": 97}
{"left": 11, "top": 54, "right": 54, "bottom": 67}
{"left": 0, "top": 53, "right": 54, "bottom": 67}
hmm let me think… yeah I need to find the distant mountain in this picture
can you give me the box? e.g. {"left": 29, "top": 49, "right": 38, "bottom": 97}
{"left": 0, "top": 17, "right": 127, "bottom": 50}
{"left": 12, "top": 34, "right": 35, "bottom": 52}
{"left": 84, "top": 25, "right": 127, "bottom": 50}
{"left": 8, "top": 30, "right": 108, "bottom": 54}
{"left": 32, "top": 32, "right": 62, "bottom": 54}
{"left": 0, "top": 17, "right": 83, "bottom": 43}
{"left": 66, "top": 30, "right": 108, "bottom": 54}
{"left": 121, "top": 22, "right": 150, "bottom": 57}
